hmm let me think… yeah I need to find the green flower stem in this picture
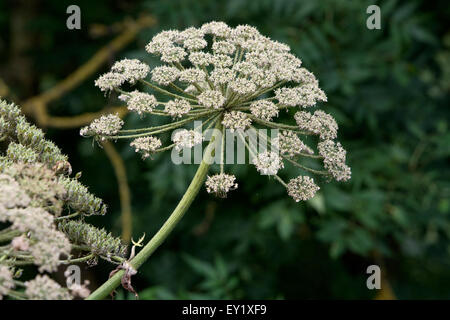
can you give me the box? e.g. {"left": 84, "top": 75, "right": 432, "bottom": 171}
{"left": 283, "top": 156, "right": 329, "bottom": 176}
{"left": 110, "top": 111, "right": 219, "bottom": 139}
{"left": 0, "top": 230, "right": 22, "bottom": 243}
{"left": 247, "top": 114, "right": 311, "bottom": 135}
{"left": 61, "top": 253, "right": 95, "bottom": 265}
{"left": 118, "top": 110, "right": 217, "bottom": 134}
{"left": 87, "top": 121, "right": 222, "bottom": 300}
{"left": 140, "top": 80, "right": 198, "bottom": 103}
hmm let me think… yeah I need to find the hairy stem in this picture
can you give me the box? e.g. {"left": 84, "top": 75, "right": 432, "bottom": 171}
{"left": 86, "top": 121, "right": 221, "bottom": 300}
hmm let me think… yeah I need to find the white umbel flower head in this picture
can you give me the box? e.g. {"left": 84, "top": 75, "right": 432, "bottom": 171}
{"left": 80, "top": 113, "right": 123, "bottom": 140}
{"left": 229, "top": 78, "right": 256, "bottom": 95}
{"left": 272, "top": 130, "right": 312, "bottom": 158}
{"left": 275, "top": 84, "right": 327, "bottom": 107}
{"left": 94, "top": 72, "right": 126, "bottom": 93}
{"left": 172, "top": 129, "right": 203, "bottom": 151}
{"left": 130, "top": 136, "right": 162, "bottom": 159}
{"left": 212, "top": 40, "right": 236, "bottom": 55}
{"left": 210, "top": 68, "right": 235, "bottom": 85}
{"left": 205, "top": 173, "right": 238, "bottom": 198}
{"left": 179, "top": 68, "right": 206, "bottom": 84}
{"left": 127, "top": 91, "right": 158, "bottom": 115}
{"left": 201, "top": 21, "right": 232, "bottom": 38}
{"left": 295, "top": 110, "right": 338, "bottom": 140}
{"left": 253, "top": 151, "right": 284, "bottom": 176}
{"left": 151, "top": 66, "right": 180, "bottom": 86}
{"left": 25, "top": 275, "right": 72, "bottom": 300}
{"left": 86, "top": 21, "right": 350, "bottom": 205}
{"left": 198, "top": 90, "right": 226, "bottom": 109}
{"left": 165, "top": 99, "right": 191, "bottom": 118}
{"left": 250, "top": 100, "right": 279, "bottom": 121}
{"left": 318, "top": 140, "right": 351, "bottom": 181}
{"left": 111, "top": 58, "right": 150, "bottom": 84}
{"left": 189, "top": 51, "right": 213, "bottom": 66}
{"left": 287, "top": 176, "right": 320, "bottom": 202}
{"left": 222, "top": 111, "right": 252, "bottom": 132}
{"left": 160, "top": 46, "right": 187, "bottom": 63}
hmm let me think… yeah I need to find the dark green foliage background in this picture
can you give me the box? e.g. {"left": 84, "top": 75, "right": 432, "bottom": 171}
{"left": 0, "top": 0, "right": 449, "bottom": 299}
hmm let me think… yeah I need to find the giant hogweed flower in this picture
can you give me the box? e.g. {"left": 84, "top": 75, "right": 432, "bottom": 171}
{"left": 0, "top": 99, "right": 127, "bottom": 299}
{"left": 83, "top": 21, "right": 350, "bottom": 202}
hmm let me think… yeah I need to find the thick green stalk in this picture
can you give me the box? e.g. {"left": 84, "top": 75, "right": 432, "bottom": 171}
{"left": 87, "top": 121, "right": 221, "bottom": 300}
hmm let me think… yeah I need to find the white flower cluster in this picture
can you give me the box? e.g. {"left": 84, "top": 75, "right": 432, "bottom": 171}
{"left": 86, "top": 21, "right": 351, "bottom": 202}
{"left": 250, "top": 100, "right": 279, "bottom": 121}
{"left": 126, "top": 91, "right": 158, "bottom": 115}
{"left": 130, "top": 136, "right": 162, "bottom": 159}
{"left": 95, "top": 59, "right": 149, "bottom": 92}
{"left": 205, "top": 173, "right": 238, "bottom": 198}
{"left": 318, "top": 140, "right": 351, "bottom": 181}
{"left": 275, "top": 84, "right": 327, "bottom": 107}
{"left": 222, "top": 111, "right": 252, "bottom": 132}
{"left": 198, "top": 90, "right": 226, "bottom": 109}
{"left": 165, "top": 99, "right": 191, "bottom": 118}
{"left": 179, "top": 68, "right": 206, "bottom": 84}
{"left": 287, "top": 176, "right": 320, "bottom": 202}
{"left": 172, "top": 129, "right": 203, "bottom": 151}
{"left": 111, "top": 58, "right": 150, "bottom": 84}
{"left": 94, "top": 72, "right": 126, "bottom": 93}
{"left": 0, "top": 206, "right": 71, "bottom": 273}
{"left": 273, "top": 130, "right": 313, "bottom": 158}
{"left": 25, "top": 275, "right": 72, "bottom": 300}
{"left": 253, "top": 151, "right": 284, "bottom": 176}
{"left": 151, "top": 66, "right": 180, "bottom": 85}
{"left": 0, "top": 101, "right": 128, "bottom": 300}
{"left": 80, "top": 113, "right": 123, "bottom": 140}
{"left": 294, "top": 110, "right": 338, "bottom": 140}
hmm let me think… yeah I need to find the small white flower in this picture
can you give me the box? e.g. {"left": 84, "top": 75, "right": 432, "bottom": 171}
{"left": 111, "top": 59, "right": 150, "bottom": 84}
{"left": 172, "top": 129, "right": 203, "bottom": 151}
{"left": 229, "top": 78, "right": 256, "bottom": 96}
{"left": 210, "top": 68, "right": 235, "bottom": 85}
{"left": 233, "top": 61, "right": 258, "bottom": 77}
{"left": 160, "top": 46, "right": 187, "bottom": 63}
{"left": 294, "top": 110, "right": 337, "bottom": 140}
{"left": 94, "top": 72, "right": 126, "bottom": 92}
{"left": 212, "top": 40, "right": 236, "bottom": 55}
{"left": 201, "top": 21, "right": 232, "bottom": 38}
{"left": 151, "top": 66, "right": 180, "bottom": 85}
{"left": 81, "top": 113, "right": 123, "bottom": 139}
{"left": 179, "top": 68, "right": 206, "bottom": 84}
{"left": 205, "top": 173, "right": 238, "bottom": 198}
{"left": 126, "top": 91, "right": 158, "bottom": 115}
{"left": 211, "top": 54, "right": 233, "bottom": 68}
{"left": 249, "top": 100, "right": 279, "bottom": 121}
{"left": 198, "top": 90, "right": 225, "bottom": 109}
{"left": 272, "top": 130, "right": 312, "bottom": 158}
{"left": 183, "top": 37, "right": 208, "bottom": 51}
{"left": 130, "top": 136, "right": 162, "bottom": 159}
{"left": 165, "top": 99, "right": 191, "bottom": 118}
{"left": 287, "top": 176, "right": 320, "bottom": 202}
{"left": 0, "top": 265, "right": 14, "bottom": 299}
{"left": 253, "top": 151, "right": 284, "bottom": 176}
{"left": 275, "top": 84, "right": 327, "bottom": 108}
{"left": 318, "top": 140, "right": 351, "bottom": 181}
{"left": 222, "top": 111, "right": 252, "bottom": 132}
{"left": 189, "top": 52, "right": 213, "bottom": 66}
